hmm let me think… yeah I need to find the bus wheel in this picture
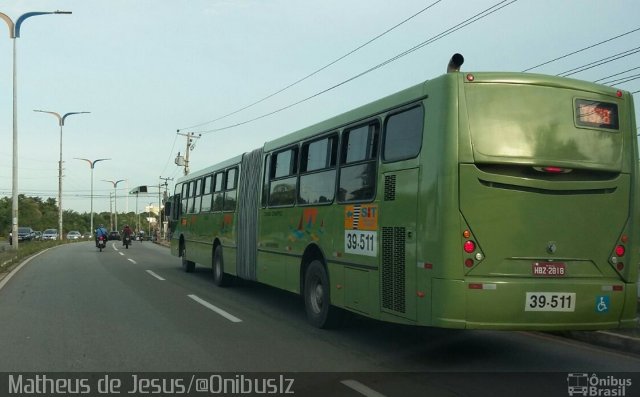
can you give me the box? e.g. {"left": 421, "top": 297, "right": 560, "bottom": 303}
{"left": 213, "top": 245, "right": 229, "bottom": 287}
{"left": 181, "top": 244, "right": 195, "bottom": 273}
{"left": 304, "top": 260, "right": 342, "bottom": 328}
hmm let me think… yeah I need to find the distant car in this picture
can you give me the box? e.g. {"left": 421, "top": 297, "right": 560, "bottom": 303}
{"left": 108, "top": 231, "right": 121, "bottom": 241}
{"left": 17, "top": 227, "right": 34, "bottom": 241}
{"left": 66, "top": 231, "right": 81, "bottom": 240}
{"left": 33, "top": 231, "right": 42, "bottom": 240}
{"left": 42, "top": 229, "right": 59, "bottom": 240}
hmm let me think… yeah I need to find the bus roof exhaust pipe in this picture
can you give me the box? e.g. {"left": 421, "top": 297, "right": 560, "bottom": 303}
{"left": 447, "top": 53, "right": 464, "bottom": 73}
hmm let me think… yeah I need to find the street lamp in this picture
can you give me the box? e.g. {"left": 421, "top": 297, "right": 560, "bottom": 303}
{"left": 103, "top": 179, "right": 125, "bottom": 231}
{"left": 35, "top": 110, "right": 90, "bottom": 240}
{"left": 0, "top": 9, "right": 71, "bottom": 248}
{"left": 75, "top": 158, "right": 110, "bottom": 236}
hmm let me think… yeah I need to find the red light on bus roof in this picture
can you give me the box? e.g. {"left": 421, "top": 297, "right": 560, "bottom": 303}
{"left": 616, "top": 90, "right": 622, "bottom": 98}
{"left": 466, "top": 74, "right": 475, "bottom": 82}
{"left": 615, "top": 245, "right": 625, "bottom": 256}
{"left": 463, "top": 241, "right": 475, "bottom": 253}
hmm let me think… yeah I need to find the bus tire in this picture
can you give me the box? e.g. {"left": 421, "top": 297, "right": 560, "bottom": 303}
{"left": 181, "top": 244, "right": 195, "bottom": 273}
{"left": 304, "top": 260, "right": 342, "bottom": 329}
{"left": 213, "top": 245, "right": 229, "bottom": 287}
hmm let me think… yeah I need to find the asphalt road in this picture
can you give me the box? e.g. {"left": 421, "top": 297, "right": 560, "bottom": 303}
{"left": 0, "top": 241, "right": 638, "bottom": 396}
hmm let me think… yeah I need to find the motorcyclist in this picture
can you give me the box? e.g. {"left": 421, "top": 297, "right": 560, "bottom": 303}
{"left": 95, "top": 224, "right": 109, "bottom": 247}
{"left": 122, "top": 224, "right": 133, "bottom": 244}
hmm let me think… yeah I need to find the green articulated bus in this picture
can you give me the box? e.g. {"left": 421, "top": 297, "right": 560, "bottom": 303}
{"left": 168, "top": 56, "right": 638, "bottom": 330}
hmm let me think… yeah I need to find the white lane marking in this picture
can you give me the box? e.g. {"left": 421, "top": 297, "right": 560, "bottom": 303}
{"left": 0, "top": 248, "right": 50, "bottom": 292}
{"left": 112, "top": 243, "right": 118, "bottom": 251}
{"left": 340, "top": 380, "right": 387, "bottom": 397}
{"left": 146, "top": 270, "right": 165, "bottom": 281}
{"left": 119, "top": 252, "right": 125, "bottom": 256}
{"left": 128, "top": 258, "right": 137, "bottom": 264}
{"left": 187, "top": 294, "right": 242, "bottom": 323}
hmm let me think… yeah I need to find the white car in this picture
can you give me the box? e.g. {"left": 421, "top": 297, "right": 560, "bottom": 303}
{"left": 42, "top": 229, "right": 58, "bottom": 240}
{"left": 66, "top": 231, "right": 81, "bottom": 240}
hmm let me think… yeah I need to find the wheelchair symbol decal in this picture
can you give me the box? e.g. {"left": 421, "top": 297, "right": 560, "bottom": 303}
{"left": 595, "top": 296, "right": 609, "bottom": 313}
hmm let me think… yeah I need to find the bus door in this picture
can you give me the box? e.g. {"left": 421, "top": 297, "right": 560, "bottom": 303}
{"left": 379, "top": 167, "right": 419, "bottom": 321}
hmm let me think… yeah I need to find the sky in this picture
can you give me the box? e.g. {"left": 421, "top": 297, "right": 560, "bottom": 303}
{"left": 0, "top": 0, "right": 639, "bottom": 216}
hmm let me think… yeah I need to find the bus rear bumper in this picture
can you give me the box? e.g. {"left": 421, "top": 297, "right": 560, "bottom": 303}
{"left": 431, "top": 278, "right": 637, "bottom": 331}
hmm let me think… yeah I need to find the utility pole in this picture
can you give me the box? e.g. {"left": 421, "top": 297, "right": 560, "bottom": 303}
{"left": 175, "top": 131, "right": 201, "bottom": 176}
{"left": 159, "top": 176, "right": 173, "bottom": 240}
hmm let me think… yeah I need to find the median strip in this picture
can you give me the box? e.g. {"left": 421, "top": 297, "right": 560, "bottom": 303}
{"left": 187, "top": 294, "right": 242, "bottom": 323}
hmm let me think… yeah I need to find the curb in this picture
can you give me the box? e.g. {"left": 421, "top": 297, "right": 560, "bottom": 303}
{"left": 567, "top": 330, "right": 640, "bottom": 355}
{"left": 0, "top": 248, "right": 51, "bottom": 292}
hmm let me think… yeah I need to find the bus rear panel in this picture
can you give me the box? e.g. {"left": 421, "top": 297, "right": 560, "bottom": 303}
{"left": 447, "top": 73, "right": 638, "bottom": 330}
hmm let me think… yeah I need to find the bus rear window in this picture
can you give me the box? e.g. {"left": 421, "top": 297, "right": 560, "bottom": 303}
{"left": 575, "top": 99, "right": 618, "bottom": 130}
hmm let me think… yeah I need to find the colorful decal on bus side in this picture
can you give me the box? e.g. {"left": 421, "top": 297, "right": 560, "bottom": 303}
{"left": 288, "top": 208, "right": 325, "bottom": 242}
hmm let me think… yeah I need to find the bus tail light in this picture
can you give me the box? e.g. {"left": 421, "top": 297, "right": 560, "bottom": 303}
{"left": 461, "top": 227, "right": 484, "bottom": 271}
{"left": 609, "top": 232, "right": 631, "bottom": 281}
{"left": 463, "top": 240, "right": 476, "bottom": 253}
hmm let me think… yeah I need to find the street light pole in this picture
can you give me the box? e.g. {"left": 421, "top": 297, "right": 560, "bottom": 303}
{"left": 0, "top": 9, "right": 72, "bottom": 248}
{"left": 75, "top": 158, "right": 110, "bottom": 236}
{"left": 35, "top": 110, "right": 90, "bottom": 240}
{"left": 103, "top": 179, "right": 125, "bottom": 231}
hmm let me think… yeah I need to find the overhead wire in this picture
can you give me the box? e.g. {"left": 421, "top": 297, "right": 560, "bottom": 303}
{"left": 602, "top": 74, "right": 640, "bottom": 86}
{"left": 522, "top": 27, "right": 640, "bottom": 72}
{"left": 177, "top": 0, "right": 446, "bottom": 132}
{"left": 594, "top": 66, "right": 640, "bottom": 83}
{"left": 194, "top": 0, "right": 519, "bottom": 135}
{"left": 557, "top": 47, "right": 640, "bottom": 77}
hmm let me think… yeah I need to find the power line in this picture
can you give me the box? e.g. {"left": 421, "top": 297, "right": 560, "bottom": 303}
{"left": 594, "top": 66, "right": 640, "bottom": 83}
{"left": 522, "top": 27, "right": 640, "bottom": 72}
{"left": 161, "top": 133, "right": 179, "bottom": 177}
{"left": 178, "top": 0, "right": 445, "bottom": 132}
{"left": 602, "top": 74, "right": 640, "bottom": 86}
{"left": 195, "top": 0, "right": 519, "bottom": 135}
{"left": 558, "top": 46, "right": 640, "bottom": 77}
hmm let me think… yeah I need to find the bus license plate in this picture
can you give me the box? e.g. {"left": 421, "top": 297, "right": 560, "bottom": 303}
{"left": 532, "top": 262, "right": 565, "bottom": 277}
{"left": 525, "top": 292, "right": 576, "bottom": 311}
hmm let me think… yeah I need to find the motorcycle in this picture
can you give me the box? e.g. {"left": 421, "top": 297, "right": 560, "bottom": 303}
{"left": 123, "top": 234, "right": 131, "bottom": 249}
{"left": 97, "top": 236, "right": 106, "bottom": 252}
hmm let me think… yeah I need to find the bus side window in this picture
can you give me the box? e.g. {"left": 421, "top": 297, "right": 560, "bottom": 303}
{"left": 269, "top": 147, "right": 298, "bottom": 207}
{"left": 298, "top": 134, "right": 338, "bottom": 205}
{"left": 182, "top": 182, "right": 190, "bottom": 214}
{"left": 213, "top": 172, "right": 225, "bottom": 212}
{"left": 261, "top": 154, "right": 271, "bottom": 208}
{"left": 201, "top": 175, "right": 213, "bottom": 212}
{"left": 192, "top": 178, "right": 202, "bottom": 214}
{"left": 224, "top": 167, "right": 238, "bottom": 211}
{"left": 339, "top": 122, "right": 379, "bottom": 202}
{"left": 383, "top": 105, "right": 424, "bottom": 162}
{"left": 186, "top": 181, "right": 195, "bottom": 213}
